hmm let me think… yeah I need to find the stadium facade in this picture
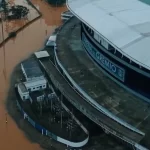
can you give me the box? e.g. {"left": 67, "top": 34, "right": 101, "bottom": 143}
{"left": 67, "top": 0, "right": 150, "bottom": 103}
{"left": 66, "top": 0, "right": 150, "bottom": 149}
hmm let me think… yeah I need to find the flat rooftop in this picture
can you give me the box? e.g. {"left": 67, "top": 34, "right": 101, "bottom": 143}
{"left": 22, "top": 58, "right": 43, "bottom": 79}
{"left": 18, "top": 82, "right": 28, "bottom": 93}
{"left": 24, "top": 78, "right": 46, "bottom": 88}
{"left": 67, "top": 0, "right": 150, "bottom": 70}
{"left": 34, "top": 51, "right": 49, "bottom": 59}
{"left": 56, "top": 17, "right": 150, "bottom": 147}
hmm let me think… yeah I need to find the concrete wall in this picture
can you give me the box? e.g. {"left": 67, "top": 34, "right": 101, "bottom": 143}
{"left": 16, "top": 98, "right": 89, "bottom": 148}
{"left": 24, "top": 79, "right": 46, "bottom": 92}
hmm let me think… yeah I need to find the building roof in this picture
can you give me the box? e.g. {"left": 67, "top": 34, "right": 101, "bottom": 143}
{"left": 18, "top": 82, "right": 28, "bottom": 93}
{"left": 34, "top": 51, "right": 49, "bottom": 59}
{"left": 67, "top": 0, "right": 150, "bottom": 70}
{"left": 22, "top": 58, "right": 43, "bottom": 79}
{"left": 48, "top": 35, "right": 57, "bottom": 42}
{"left": 24, "top": 78, "right": 47, "bottom": 88}
{"left": 46, "top": 35, "right": 57, "bottom": 47}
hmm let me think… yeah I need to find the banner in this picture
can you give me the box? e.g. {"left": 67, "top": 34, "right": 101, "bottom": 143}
{"left": 82, "top": 33, "right": 125, "bottom": 82}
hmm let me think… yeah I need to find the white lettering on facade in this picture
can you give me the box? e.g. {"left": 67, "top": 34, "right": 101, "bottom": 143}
{"left": 82, "top": 33, "right": 125, "bottom": 82}
{"left": 96, "top": 51, "right": 117, "bottom": 73}
{"left": 111, "top": 64, "right": 117, "bottom": 73}
{"left": 104, "top": 59, "right": 110, "bottom": 69}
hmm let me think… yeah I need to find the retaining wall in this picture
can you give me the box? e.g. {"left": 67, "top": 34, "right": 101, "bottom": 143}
{"left": 16, "top": 98, "right": 89, "bottom": 148}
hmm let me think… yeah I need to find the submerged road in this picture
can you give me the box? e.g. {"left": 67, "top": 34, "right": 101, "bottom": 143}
{"left": 0, "top": 0, "right": 66, "bottom": 150}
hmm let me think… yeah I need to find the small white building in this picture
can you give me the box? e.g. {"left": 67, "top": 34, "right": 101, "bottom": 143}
{"left": 24, "top": 78, "right": 47, "bottom": 92}
{"left": 17, "top": 78, "right": 47, "bottom": 101}
{"left": 17, "top": 82, "right": 29, "bottom": 101}
{"left": 34, "top": 51, "right": 50, "bottom": 59}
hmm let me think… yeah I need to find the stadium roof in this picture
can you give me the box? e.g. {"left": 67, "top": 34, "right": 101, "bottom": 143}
{"left": 67, "top": 0, "right": 150, "bottom": 70}
{"left": 22, "top": 58, "right": 43, "bottom": 79}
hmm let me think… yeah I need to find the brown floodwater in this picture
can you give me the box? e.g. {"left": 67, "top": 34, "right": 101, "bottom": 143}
{"left": 0, "top": 0, "right": 40, "bottom": 43}
{"left": 0, "top": 0, "right": 66, "bottom": 149}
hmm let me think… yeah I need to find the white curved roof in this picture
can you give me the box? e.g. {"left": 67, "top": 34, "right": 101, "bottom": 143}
{"left": 67, "top": 0, "right": 150, "bottom": 70}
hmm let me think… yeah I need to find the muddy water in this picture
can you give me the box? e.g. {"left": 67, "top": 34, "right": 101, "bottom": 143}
{"left": 0, "top": 0, "right": 66, "bottom": 149}
{"left": 0, "top": 0, "right": 40, "bottom": 43}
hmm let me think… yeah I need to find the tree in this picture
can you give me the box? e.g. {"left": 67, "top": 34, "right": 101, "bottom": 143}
{"left": 47, "top": 0, "right": 66, "bottom": 6}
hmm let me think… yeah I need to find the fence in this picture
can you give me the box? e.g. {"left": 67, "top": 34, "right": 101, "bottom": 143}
{"left": 16, "top": 99, "right": 89, "bottom": 148}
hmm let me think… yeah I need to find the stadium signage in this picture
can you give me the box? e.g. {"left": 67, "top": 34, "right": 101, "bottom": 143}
{"left": 94, "top": 32, "right": 109, "bottom": 50}
{"left": 82, "top": 33, "right": 125, "bottom": 82}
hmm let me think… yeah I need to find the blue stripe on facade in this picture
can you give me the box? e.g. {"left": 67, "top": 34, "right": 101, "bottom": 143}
{"left": 82, "top": 22, "right": 150, "bottom": 78}
{"left": 81, "top": 25, "right": 150, "bottom": 101}
{"left": 82, "top": 33, "right": 125, "bottom": 82}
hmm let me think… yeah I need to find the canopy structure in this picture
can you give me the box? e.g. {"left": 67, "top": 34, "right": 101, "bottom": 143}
{"left": 67, "top": 0, "right": 150, "bottom": 70}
